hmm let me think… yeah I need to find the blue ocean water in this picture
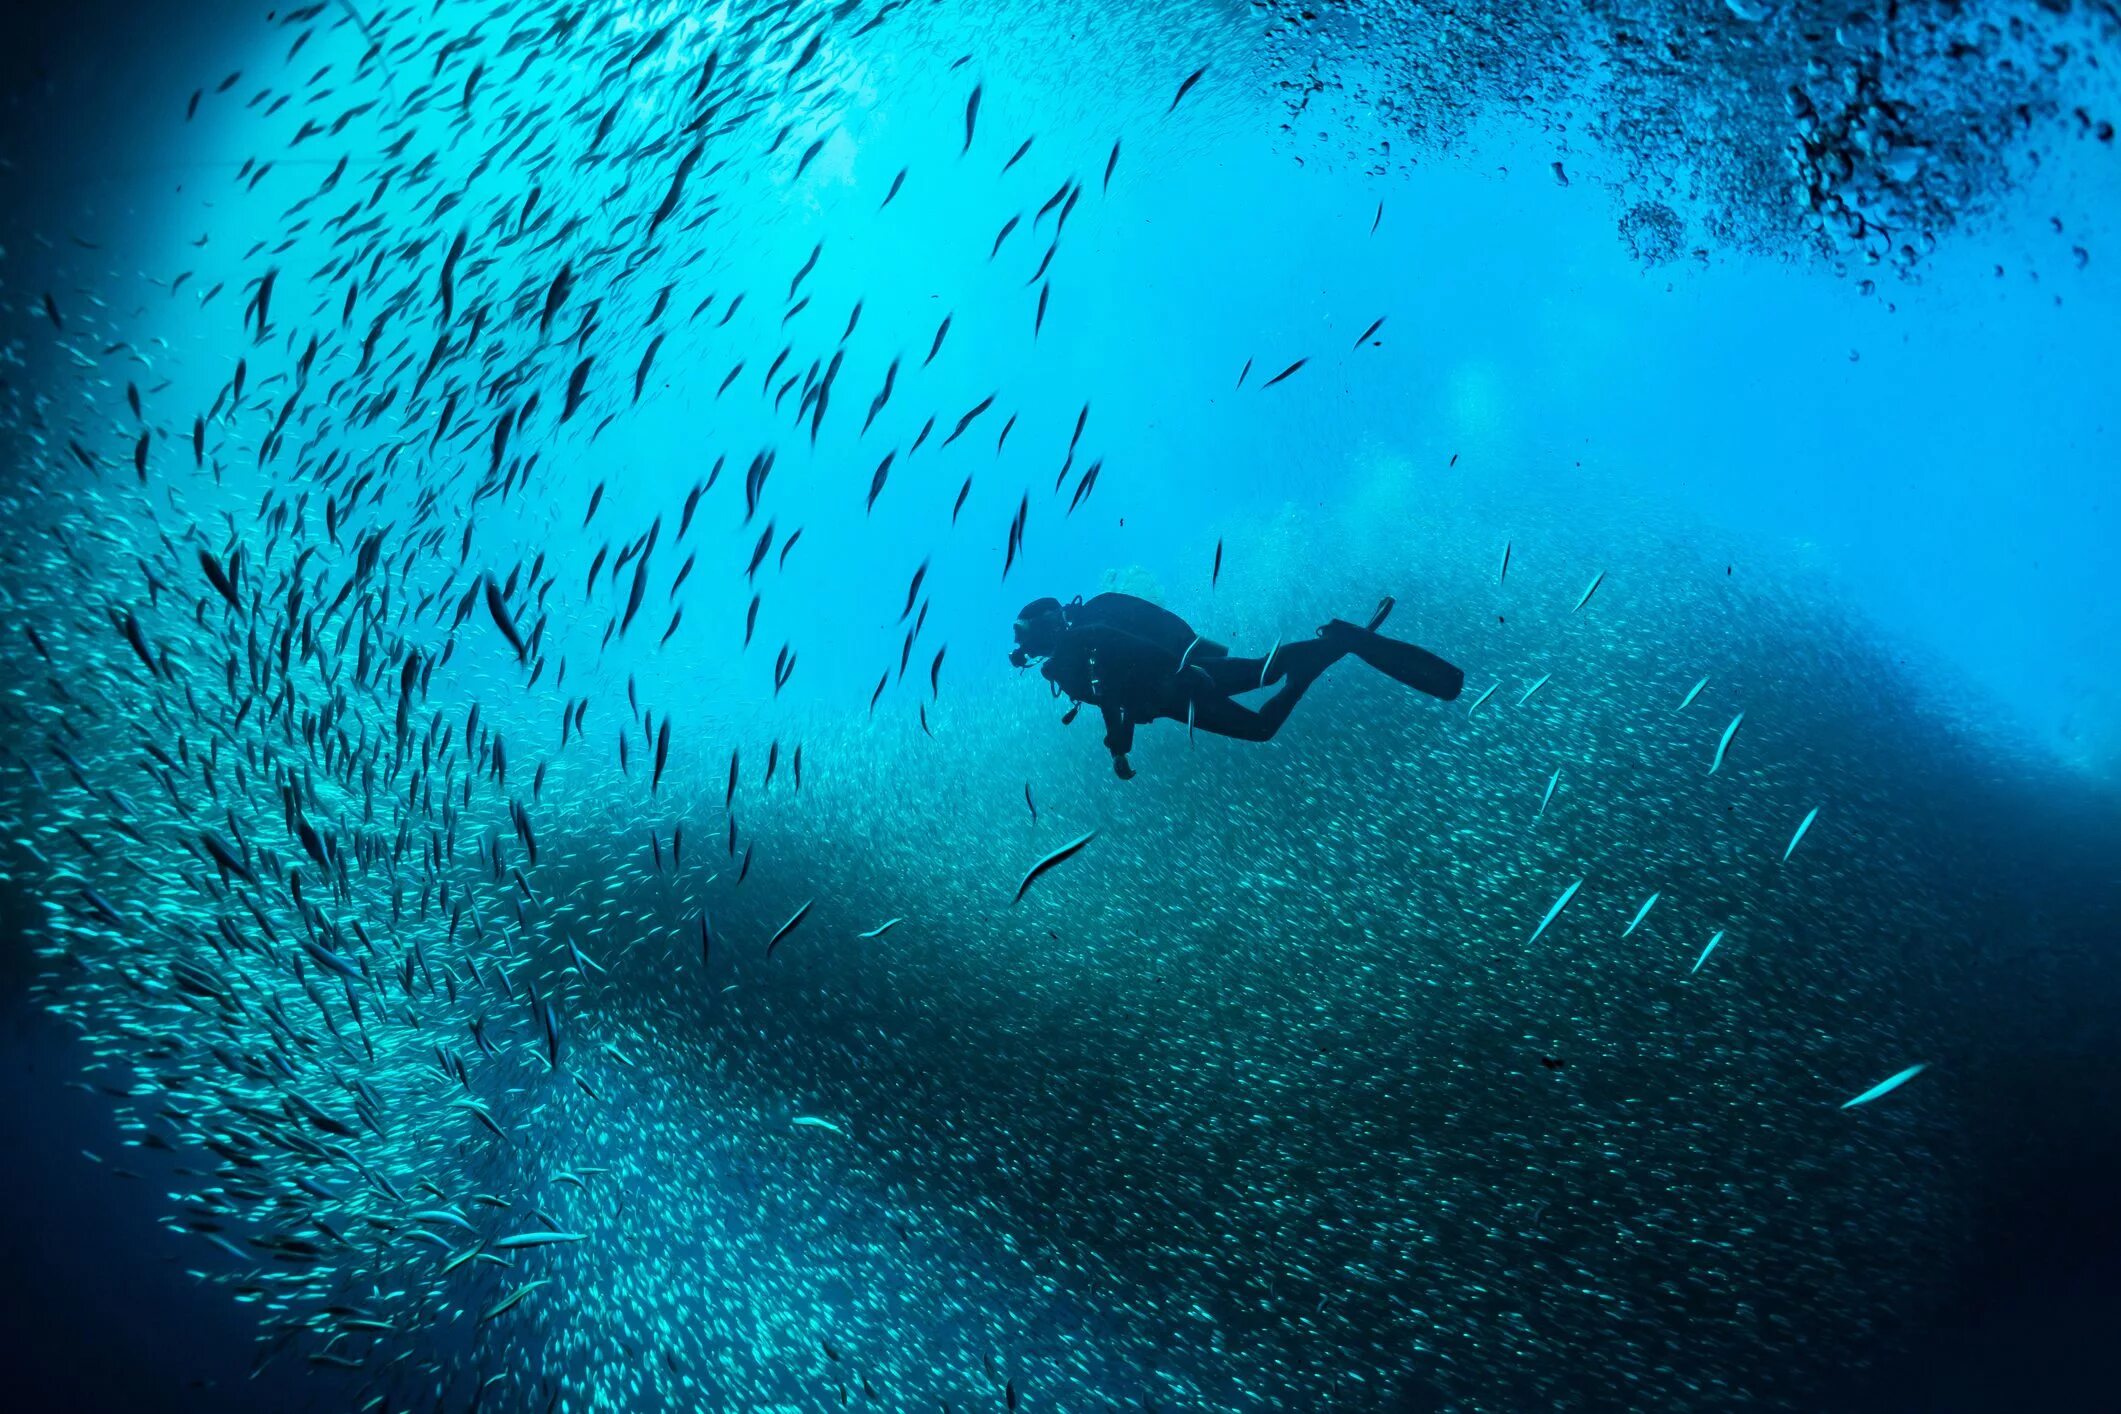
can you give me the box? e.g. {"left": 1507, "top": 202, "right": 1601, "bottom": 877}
{"left": 0, "top": 1, "right": 2116, "bottom": 1409}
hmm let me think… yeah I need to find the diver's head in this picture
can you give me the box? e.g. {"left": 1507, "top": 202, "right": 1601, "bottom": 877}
{"left": 1009, "top": 596, "right": 1066, "bottom": 666}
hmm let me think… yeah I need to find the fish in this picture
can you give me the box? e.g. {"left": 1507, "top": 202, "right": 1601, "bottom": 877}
{"left": 963, "top": 84, "right": 981, "bottom": 152}
{"left": 788, "top": 242, "right": 821, "bottom": 300}
{"left": 1259, "top": 358, "right": 1307, "bottom": 389}
{"left": 1841, "top": 1063, "right": 1927, "bottom": 1110}
{"left": 901, "top": 560, "right": 928, "bottom": 620}
{"left": 944, "top": 393, "right": 995, "bottom": 446}
{"left": 1710, "top": 712, "right": 1744, "bottom": 774}
{"left": 1169, "top": 65, "right": 1207, "bottom": 111}
{"left": 764, "top": 899, "right": 815, "bottom": 958}
{"left": 1537, "top": 769, "right": 1560, "bottom": 817}
{"left": 1351, "top": 315, "right": 1385, "bottom": 348}
{"left": 1690, "top": 930, "right": 1726, "bottom": 974}
{"left": 1499, "top": 541, "right": 1511, "bottom": 584}
{"left": 1012, "top": 829, "right": 1097, "bottom": 904}
{"left": 1783, "top": 806, "right": 1820, "bottom": 863}
{"left": 477, "top": 1280, "right": 551, "bottom": 1331}
{"left": 858, "top": 918, "right": 903, "bottom": 940}
{"left": 479, "top": 1281, "right": 551, "bottom": 1323}
{"left": 484, "top": 577, "right": 527, "bottom": 660}
{"left": 1623, "top": 892, "right": 1660, "bottom": 937}
{"left": 198, "top": 548, "right": 243, "bottom": 610}
{"left": 1527, "top": 878, "right": 1583, "bottom": 945}
{"left": 1573, "top": 570, "right": 1605, "bottom": 614}
{"left": 491, "top": 1231, "right": 586, "bottom": 1250}
{"left": 1518, "top": 674, "right": 1550, "bottom": 707}
{"left": 1676, "top": 676, "right": 1709, "bottom": 711}
{"left": 792, "top": 1116, "right": 845, "bottom": 1135}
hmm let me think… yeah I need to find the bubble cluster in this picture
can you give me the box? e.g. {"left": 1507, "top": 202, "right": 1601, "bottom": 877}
{"left": 1257, "top": 0, "right": 2119, "bottom": 271}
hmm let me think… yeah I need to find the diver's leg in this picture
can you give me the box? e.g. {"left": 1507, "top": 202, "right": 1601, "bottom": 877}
{"left": 1203, "top": 636, "right": 1348, "bottom": 695}
{"left": 1182, "top": 691, "right": 1277, "bottom": 742}
{"left": 1185, "top": 643, "right": 1345, "bottom": 743}
{"left": 1199, "top": 656, "right": 1266, "bottom": 694}
{"left": 1249, "top": 655, "right": 1336, "bottom": 735}
{"left": 1261, "top": 635, "right": 1347, "bottom": 689}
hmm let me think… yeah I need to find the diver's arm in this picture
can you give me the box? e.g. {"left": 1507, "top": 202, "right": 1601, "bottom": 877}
{"left": 1099, "top": 704, "right": 1136, "bottom": 778}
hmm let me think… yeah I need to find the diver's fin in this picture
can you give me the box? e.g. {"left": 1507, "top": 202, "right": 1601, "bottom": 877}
{"left": 1328, "top": 621, "right": 1463, "bottom": 701}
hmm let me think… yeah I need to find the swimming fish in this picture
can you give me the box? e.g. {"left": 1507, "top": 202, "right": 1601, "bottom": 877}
{"left": 1782, "top": 806, "right": 1820, "bottom": 862}
{"left": 764, "top": 899, "right": 815, "bottom": 958}
{"left": 1169, "top": 65, "right": 1207, "bottom": 111}
{"left": 479, "top": 1281, "right": 549, "bottom": 1324}
{"left": 1012, "top": 829, "right": 1097, "bottom": 904}
{"left": 1710, "top": 712, "right": 1744, "bottom": 774}
{"left": 491, "top": 1231, "right": 586, "bottom": 1250}
{"left": 1527, "top": 878, "right": 1583, "bottom": 945}
{"left": 1691, "top": 930, "right": 1725, "bottom": 974}
{"left": 1622, "top": 892, "right": 1660, "bottom": 937}
{"left": 484, "top": 576, "right": 527, "bottom": 660}
{"left": 1840, "top": 1063, "right": 1927, "bottom": 1110}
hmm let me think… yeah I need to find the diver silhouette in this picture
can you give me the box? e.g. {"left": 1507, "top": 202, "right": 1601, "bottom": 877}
{"left": 1009, "top": 592, "right": 1464, "bottom": 778}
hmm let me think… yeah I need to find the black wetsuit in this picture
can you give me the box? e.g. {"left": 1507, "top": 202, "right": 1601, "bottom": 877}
{"left": 1035, "top": 593, "right": 1348, "bottom": 756}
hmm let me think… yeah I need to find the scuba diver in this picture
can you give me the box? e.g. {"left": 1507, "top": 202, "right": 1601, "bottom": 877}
{"left": 1009, "top": 591, "right": 1463, "bottom": 778}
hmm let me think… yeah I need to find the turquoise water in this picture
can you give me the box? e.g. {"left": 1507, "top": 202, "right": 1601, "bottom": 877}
{"left": 1, "top": 1, "right": 2116, "bottom": 1409}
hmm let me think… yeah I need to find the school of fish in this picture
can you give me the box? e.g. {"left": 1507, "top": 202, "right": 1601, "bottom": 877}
{"left": 0, "top": 1, "right": 2008, "bottom": 1410}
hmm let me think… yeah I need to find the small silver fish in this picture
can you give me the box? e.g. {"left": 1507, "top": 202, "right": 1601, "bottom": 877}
{"left": 1690, "top": 930, "right": 1725, "bottom": 974}
{"left": 1710, "top": 712, "right": 1744, "bottom": 774}
{"left": 1783, "top": 806, "right": 1820, "bottom": 862}
{"left": 1841, "top": 1063, "right": 1926, "bottom": 1110}
{"left": 1623, "top": 891, "right": 1660, "bottom": 937}
{"left": 1527, "top": 878, "right": 1583, "bottom": 945}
